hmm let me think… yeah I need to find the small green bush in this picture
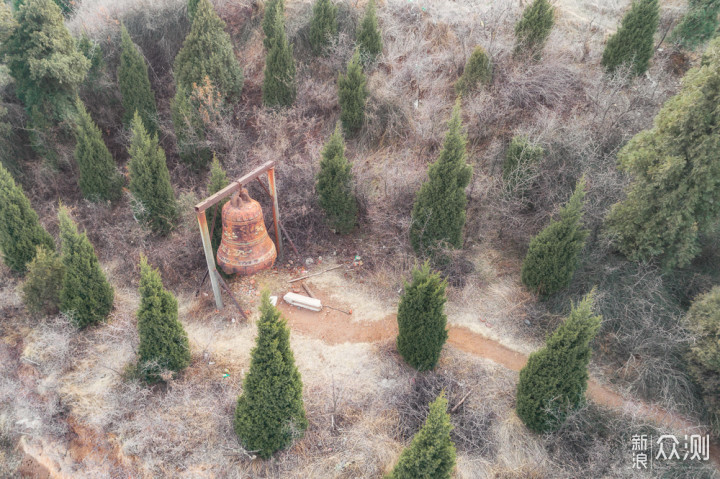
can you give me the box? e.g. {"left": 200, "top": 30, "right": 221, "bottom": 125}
{"left": 338, "top": 50, "right": 367, "bottom": 136}
{"left": 22, "top": 246, "right": 65, "bottom": 316}
{"left": 309, "top": 0, "right": 337, "bottom": 55}
{"left": 58, "top": 206, "right": 114, "bottom": 328}
{"left": 502, "top": 135, "right": 543, "bottom": 196}
{"left": 316, "top": 124, "right": 358, "bottom": 234}
{"left": 357, "top": 0, "right": 382, "bottom": 59}
{"left": 601, "top": 0, "right": 659, "bottom": 75}
{"left": 137, "top": 254, "right": 191, "bottom": 381}
{"left": 455, "top": 46, "right": 492, "bottom": 96}
{"left": 670, "top": 0, "right": 720, "bottom": 50}
{"left": 513, "top": 0, "right": 555, "bottom": 60}
{"left": 516, "top": 291, "right": 602, "bottom": 432}
{"left": 396, "top": 262, "right": 448, "bottom": 371}
{"left": 685, "top": 286, "right": 720, "bottom": 434}
{"left": 521, "top": 178, "right": 588, "bottom": 297}
{"left": 386, "top": 392, "right": 456, "bottom": 479}
{"left": 262, "top": 3, "right": 296, "bottom": 108}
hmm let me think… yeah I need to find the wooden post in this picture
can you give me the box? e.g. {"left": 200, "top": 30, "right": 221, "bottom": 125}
{"left": 197, "top": 210, "right": 223, "bottom": 309}
{"left": 268, "top": 167, "right": 284, "bottom": 261}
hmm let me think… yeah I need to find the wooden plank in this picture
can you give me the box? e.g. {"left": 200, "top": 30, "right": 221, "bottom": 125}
{"left": 302, "top": 283, "right": 316, "bottom": 298}
{"left": 194, "top": 161, "right": 275, "bottom": 212}
{"left": 197, "top": 210, "right": 223, "bottom": 309}
{"left": 267, "top": 167, "right": 284, "bottom": 261}
{"left": 289, "top": 264, "right": 344, "bottom": 283}
{"left": 256, "top": 177, "right": 299, "bottom": 256}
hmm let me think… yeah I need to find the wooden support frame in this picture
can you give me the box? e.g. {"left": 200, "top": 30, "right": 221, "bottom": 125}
{"left": 194, "top": 161, "right": 283, "bottom": 310}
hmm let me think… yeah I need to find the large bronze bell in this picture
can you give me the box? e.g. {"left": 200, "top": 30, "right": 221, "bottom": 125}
{"left": 216, "top": 188, "right": 277, "bottom": 275}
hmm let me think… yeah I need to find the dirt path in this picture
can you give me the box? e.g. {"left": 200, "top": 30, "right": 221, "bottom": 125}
{"left": 278, "top": 286, "right": 720, "bottom": 467}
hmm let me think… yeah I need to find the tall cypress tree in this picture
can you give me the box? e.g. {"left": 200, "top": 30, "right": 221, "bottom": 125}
{"left": 521, "top": 178, "right": 588, "bottom": 298}
{"left": 137, "top": 254, "right": 191, "bottom": 381}
{"left": 338, "top": 49, "right": 367, "bottom": 136}
{"left": 455, "top": 46, "right": 492, "bottom": 96}
{"left": 670, "top": 0, "right": 720, "bottom": 50}
{"left": 58, "top": 206, "right": 114, "bottom": 328}
{"left": 73, "top": 98, "right": 124, "bottom": 202}
{"left": 262, "top": 0, "right": 285, "bottom": 49}
{"left": 605, "top": 37, "right": 720, "bottom": 269}
{"left": 207, "top": 155, "right": 229, "bottom": 254}
{"left": 128, "top": 112, "right": 178, "bottom": 236}
{"left": 234, "top": 292, "right": 307, "bottom": 459}
{"left": 513, "top": 0, "right": 555, "bottom": 60}
{"left": 396, "top": 262, "right": 448, "bottom": 371}
{"left": 262, "top": 4, "right": 296, "bottom": 108}
{"left": 0, "top": 163, "right": 55, "bottom": 273}
{"left": 601, "top": 0, "right": 659, "bottom": 76}
{"left": 516, "top": 292, "right": 601, "bottom": 433}
{"left": 171, "top": 84, "right": 212, "bottom": 170}
{"left": 316, "top": 124, "right": 358, "bottom": 234}
{"left": 386, "top": 392, "right": 456, "bottom": 479}
{"left": 410, "top": 102, "right": 473, "bottom": 257}
{"left": 174, "top": 0, "right": 244, "bottom": 102}
{"left": 309, "top": 0, "right": 337, "bottom": 55}
{"left": 119, "top": 24, "right": 158, "bottom": 134}
{"left": 356, "top": 0, "right": 382, "bottom": 59}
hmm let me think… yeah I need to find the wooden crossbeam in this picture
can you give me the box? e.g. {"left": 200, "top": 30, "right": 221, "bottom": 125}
{"left": 194, "top": 161, "right": 275, "bottom": 213}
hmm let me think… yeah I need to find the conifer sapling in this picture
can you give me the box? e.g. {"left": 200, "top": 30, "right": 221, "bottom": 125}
{"left": 234, "top": 292, "right": 307, "bottom": 459}
{"left": 309, "top": 0, "right": 337, "bottom": 55}
{"left": 396, "top": 262, "right": 448, "bottom": 371}
{"left": 119, "top": 24, "right": 158, "bottom": 134}
{"left": 262, "top": 3, "right": 296, "bottom": 108}
{"left": 316, "top": 124, "right": 358, "bottom": 234}
{"left": 338, "top": 49, "right": 368, "bottom": 135}
{"left": 58, "top": 206, "right": 114, "bottom": 328}
{"left": 356, "top": 0, "right": 382, "bottom": 59}
{"left": 601, "top": 0, "right": 659, "bottom": 75}
{"left": 513, "top": 0, "right": 555, "bottom": 60}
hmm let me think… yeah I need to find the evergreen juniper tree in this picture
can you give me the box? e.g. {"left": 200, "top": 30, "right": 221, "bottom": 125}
{"left": 386, "top": 392, "right": 456, "bottom": 479}
{"left": 0, "top": 163, "right": 55, "bottom": 273}
{"left": 234, "top": 292, "right": 307, "bottom": 459}
{"left": 2, "top": 0, "right": 89, "bottom": 156}
{"left": 119, "top": 24, "right": 158, "bottom": 134}
{"left": 137, "top": 254, "right": 191, "bottom": 381}
{"left": 316, "top": 124, "right": 358, "bottom": 234}
{"left": 73, "top": 98, "right": 123, "bottom": 202}
{"left": 455, "top": 46, "right": 492, "bottom": 96}
{"left": 77, "top": 33, "right": 106, "bottom": 86}
{"left": 516, "top": 291, "right": 602, "bottom": 433}
{"left": 685, "top": 287, "right": 720, "bottom": 433}
{"left": 171, "top": 84, "right": 212, "bottom": 170}
{"left": 338, "top": 49, "right": 367, "bottom": 136}
{"left": 605, "top": 37, "right": 720, "bottom": 269}
{"left": 128, "top": 112, "right": 178, "bottom": 236}
{"left": 357, "top": 0, "right": 382, "bottom": 59}
{"left": 601, "top": 0, "right": 659, "bottom": 76}
{"left": 309, "top": 0, "right": 337, "bottom": 55}
{"left": 670, "top": 0, "right": 720, "bottom": 50}
{"left": 174, "top": 0, "right": 244, "bottom": 102}
{"left": 521, "top": 177, "right": 588, "bottom": 298}
{"left": 262, "top": 0, "right": 284, "bottom": 49}
{"left": 207, "top": 155, "right": 229, "bottom": 254}
{"left": 396, "top": 262, "right": 448, "bottom": 371}
{"left": 22, "top": 246, "right": 65, "bottom": 316}
{"left": 262, "top": 4, "right": 296, "bottom": 108}
{"left": 513, "top": 0, "right": 555, "bottom": 60}
{"left": 410, "top": 102, "right": 473, "bottom": 257}
{"left": 188, "top": 0, "right": 200, "bottom": 22}
{"left": 58, "top": 206, "right": 114, "bottom": 328}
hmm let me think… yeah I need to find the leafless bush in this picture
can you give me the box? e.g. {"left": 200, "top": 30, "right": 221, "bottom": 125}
{"left": 393, "top": 369, "right": 496, "bottom": 456}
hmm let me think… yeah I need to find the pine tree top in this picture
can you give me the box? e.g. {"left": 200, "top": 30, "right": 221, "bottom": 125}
{"left": 262, "top": 0, "right": 285, "bottom": 49}
{"left": 387, "top": 391, "right": 456, "bottom": 479}
{"left": 174, "top": 0, "right": 244, "bottom": 102}
{"left": 427, "top": 102, "right": 472, "bottom": 189}
{"left": 357, "top": 0, "right": 382, "bottom": 58}
{"left": 208, "top": 155, "right": 229, "bottom": 194}
{"left": 601, "top": 0, "right": 659, "bottom": 75}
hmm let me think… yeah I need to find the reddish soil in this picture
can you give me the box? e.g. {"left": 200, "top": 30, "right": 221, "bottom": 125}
{"left": 278, "top": 284, "right": 720, "bottom": 467}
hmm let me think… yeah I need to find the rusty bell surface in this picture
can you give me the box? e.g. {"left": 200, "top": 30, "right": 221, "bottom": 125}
{"left": 216, "top": 188, "right": 277, "bottom": 275}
